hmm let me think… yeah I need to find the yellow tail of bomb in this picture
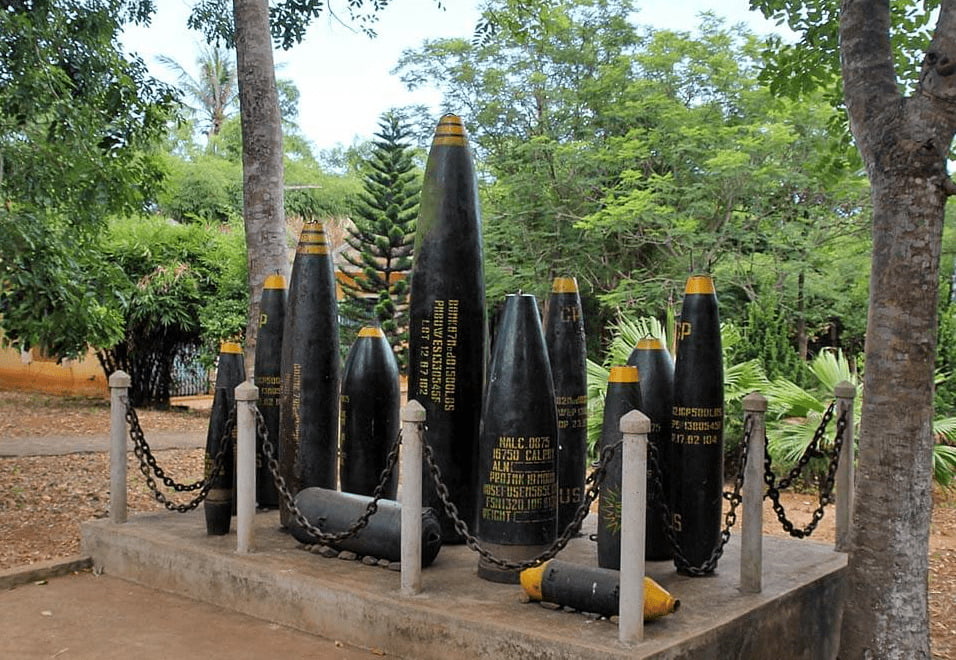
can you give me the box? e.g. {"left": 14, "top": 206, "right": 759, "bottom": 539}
{"left": 520, "top": 560, "right": 679, "bottom": 621}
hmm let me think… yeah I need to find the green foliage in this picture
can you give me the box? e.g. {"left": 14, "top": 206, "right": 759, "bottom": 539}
{"left": 156, "top": 154, "right": 242, "bottom": 223}
{"left": 0, "top": 0, "right": 177, "bottom": 359}
{"left": 398, "top": 2, "right": 869, "bottom": 359}
{"left": 736, "top": 293, "right": 807, "bottom": 384}
{"left": 338, "top": 111, "right": 421, "bottom": 368}
{"left": 96, "top": 216, "right": 247, "bottom": 406}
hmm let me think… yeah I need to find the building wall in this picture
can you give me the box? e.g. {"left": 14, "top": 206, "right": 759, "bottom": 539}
{"left": 0, "top": 346, "right": 107, "bottom": 398}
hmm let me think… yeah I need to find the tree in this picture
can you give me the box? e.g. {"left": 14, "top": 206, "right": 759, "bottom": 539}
{"left": 158, "top": 45, "right": 238, "bottom": 138}
{"left": 188, "top": 0, "right": 406, "bottom": 367}
{"left": 96, "top": 215, "right": 248, "bottom": 407}
{"left": 749, "top": 0, "right": 954, "bottom": 654}
{"left": 0, "top": 0, "right": 176, "bottom": 359}
{"left": 338, "top": 111, "right": 420, "bottom": 367}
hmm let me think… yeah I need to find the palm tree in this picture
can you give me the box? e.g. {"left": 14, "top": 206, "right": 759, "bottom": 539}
{"left": 158, "top": 45, "right": 238, "bottom": 138}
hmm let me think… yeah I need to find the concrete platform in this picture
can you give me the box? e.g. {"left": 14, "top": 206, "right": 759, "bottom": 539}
{"left": 81, "top": 511, "right": 846, "bottom": 659}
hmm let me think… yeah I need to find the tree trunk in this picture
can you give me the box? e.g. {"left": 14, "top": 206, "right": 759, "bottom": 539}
{"left": 837, "top": 1, "right": 956, "bottom": 656}
{"left": 232, "top": 0, "right": 289, "bottom": 371}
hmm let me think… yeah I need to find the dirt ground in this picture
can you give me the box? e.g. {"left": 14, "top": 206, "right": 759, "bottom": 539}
{"left": 0, "top": 389, "right": 953, "bottom": 657}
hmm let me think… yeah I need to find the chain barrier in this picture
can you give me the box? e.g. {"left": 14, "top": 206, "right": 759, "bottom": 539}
{"left": 257, "top": 409, "right": 400, "bottom": 545}
{"left": 645, "top": 414, "right": 751, "bottom": 576}
{"left": 423, "top": 426, "right": 621, "bottom": 572}
{"left": 125, "top": 398, "right": 231, "bottom": 512}
{"left": 764, "top": 401, "right": 846, "bottom": 538}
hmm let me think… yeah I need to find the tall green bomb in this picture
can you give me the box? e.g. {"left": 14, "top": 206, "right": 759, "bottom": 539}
{"left": 544, "top": 276, "right": 588, "bottom": 533}
{"left": 407, "top": 114, "right": 486, "bottom": 543}
{"left": 278, "top": 222, "right": 340, "bottom": 527}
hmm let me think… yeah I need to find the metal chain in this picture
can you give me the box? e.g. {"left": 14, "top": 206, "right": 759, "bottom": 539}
{"left": 645, "top": 414, "right": 751, "bottom": 576}
{"left": 764, "top": 403, "right": 847, "bottom": 538}
{"left": 257, "top": 408, "right": 399, "bottom": 545}
{"left": 422, "top": 427, "right": 621, "bottom": 572}
{"left": 126, "top": 397, "right": 232, "bottom": 512}
{"left": 126, "top": 400, "right": 213, "bottom": 492}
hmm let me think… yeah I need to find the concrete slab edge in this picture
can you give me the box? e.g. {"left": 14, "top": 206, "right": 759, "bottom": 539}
{"left": 0, "top": 555, "right": 92, "bottom": 590}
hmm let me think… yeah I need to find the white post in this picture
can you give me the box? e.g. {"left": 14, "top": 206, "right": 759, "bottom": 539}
{"left": 236, "top": 380, "right": 259, "bottom": 554}
{"left": 834, "top": 381, "right": 856, "bottom": 552}
{"left": 619, "top": 409, "right": 650, "bottom": 645}
{"left": 740, "top": 392, "right": 767, "bottom": 593}
{"left": 401, "top": 400, "right": 426, "bottom": 596}
{"left": 109, "top": 371, "right": 131, "bottom": 524}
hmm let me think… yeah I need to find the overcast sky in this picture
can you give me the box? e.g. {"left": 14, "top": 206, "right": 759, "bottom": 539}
{"left": 121, "top": 1, "right": 787, "bottom": 152}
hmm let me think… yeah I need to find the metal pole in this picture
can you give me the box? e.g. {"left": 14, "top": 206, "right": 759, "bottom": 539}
{"left": 236, "top": 380, "right": 259, "bottom": 554}
{"left": 401, "top": 400, "right": 426, "bottom": 596}
{"left": 740, "top": 392, "right": 767, "bottom": 593}
{"left": 619, "top": 409, "right": 650, "bottom": 645}
{"left": 834, "top": 381, "right": 856, "bottom": 552}
{"left": 109, "top": 371, "right": 131, "bottom": 524}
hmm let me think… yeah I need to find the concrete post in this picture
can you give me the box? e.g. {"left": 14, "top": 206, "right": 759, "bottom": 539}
{"left": 109, "top": 371, "right": 131, "bottom": 524}
{"left": 236, "top": 380, "right": 259, "bottom": 554}
{"left": 740, "top": 392, "right": 767, "bottom": 593}
{"left": 834, "top": 381, "right": 856, "bottom": 552}
{"left": 619, "top": 409, "right": 650, "bottom": 645}
{"left": 401, "top": 400, "right": 426, "bottom": 596}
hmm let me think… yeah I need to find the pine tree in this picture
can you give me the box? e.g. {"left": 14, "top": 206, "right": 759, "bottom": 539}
{"left": 339, "top": 111, "right": 420, "bottom": 369}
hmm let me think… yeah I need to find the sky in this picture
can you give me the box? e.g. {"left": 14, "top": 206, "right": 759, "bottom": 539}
{"left": 120, "top": 1, "right": 789, "bottom": 153}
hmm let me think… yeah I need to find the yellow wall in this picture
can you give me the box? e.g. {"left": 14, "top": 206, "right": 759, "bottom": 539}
{"left": 0, "top": 346, "right": 107, "bottom": 397}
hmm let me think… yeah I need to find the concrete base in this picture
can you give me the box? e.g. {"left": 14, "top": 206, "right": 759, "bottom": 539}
{"left": 81, "top": 511, "right": 845, "bottom": 659}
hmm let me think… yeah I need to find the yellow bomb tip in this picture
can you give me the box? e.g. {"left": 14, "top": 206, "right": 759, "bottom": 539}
{"left": 220, "top": 341, "right": 242, "bottom": 354}
{"left": 519, "top": 562, "right": 547, "bottom": 602}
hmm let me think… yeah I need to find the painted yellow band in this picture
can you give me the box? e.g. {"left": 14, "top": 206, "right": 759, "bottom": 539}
{"left": 432, "top": 115, "right": 467, "bottom": 146}
{"left": 636, "top": 337, "right": 664, "bottom": 350}
{"left": 358, "top": 327, "right": 385, "bottom": 338}
{"left": 264, "top": 274, "right": 286, "bottom": 290}
{"left": 296, "top": 245, "right": 329, "bottom": 255}
{"left": 220, "top": 341, "right": 242, "bottom": 354}
{"left": 609, "top": 365, "right": 639, "bottom": 383}
{"left": 551, "top": 277, "right": 579, "bottom": 294}
{"left": 685, "top": 275, "right": 716, "bottom": 295}
{"left": 519, "top": 562, "right": 547, "bottom": 601}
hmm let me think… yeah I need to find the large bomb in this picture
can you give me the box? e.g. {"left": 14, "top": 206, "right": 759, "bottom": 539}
{"left": 407, "top": 114, "right": 486, "bottom": 543}
{"left": 476, "top": 293, "right": 558, "bottom": 583}
{"left": 543, "top": 276, "right": 588, "bottom": 533}
{"left": 290, "top": 487, "right": 443, "bottom": 567}
{"left": 520, "top": 560, "right": 679, "bottom": 620}
{"left": 339, "top": 326, "right": 400, "bottom": 498}
{"left": 254, "top": 274, "right": 286, "bottom": 509}
{"left": 627, "top": 337, "right": 675, "bottom": 560}
{"left": 279, "top": 222, "right": 340, "bottom": 527}
{"left": 597, "top": 365, "right": 643, "bottom": 569}
{"left": 670, "top": 275, "right": 724, "bottom": 574}
{"left": 204, "top": 341, "right": 245, "bottom": 535}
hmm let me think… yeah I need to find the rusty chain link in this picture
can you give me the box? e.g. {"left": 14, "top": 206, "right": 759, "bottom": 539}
{"left": 126, "top": 398, "right": 231, "bottom": 512}
{"left": 257, "top": 408, "right": 400, "bottom": 545}
{"left": 764, "top": 401, "right": 846, "bottom": 538}
{"left": 423, "top": 425, "right": 621, "bottom": 572}
{"left": 645, "top": 413, "right": 751, "bottom": 576}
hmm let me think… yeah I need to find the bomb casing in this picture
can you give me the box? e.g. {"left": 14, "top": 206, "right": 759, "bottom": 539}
{"left": 279, "top": 222, "right": 341, "bottom": 527}
{"left": 627, "top": 337, "right": 675, "bottom": 560}
{"left": 340, "top": 326, "right": 400, "bottom": 498}
{"left": 254, "top": 274, "right": 286, "bottom": 509}
{"left": 290, "top": 487, "right": 443, "bottom": 567}
{"left": 544, "top": 276, "right": 588, "bottom": 533}
{"left": 476, "top": 293, "right": 558, "bottom": 583}
{"left": 407, "top": 114, "right": 487, "bottom": 543}
{"left": 204, "top": 341, "right": 245, "bottom": 535}
{"left": 519, "top": 559, "right": 679, "bottom": 620}
{"left": 671, "top": 275, "right": 724, "bottom": 574}
{"left": 597, "top": 365, "right": 643, "bottom": 570}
